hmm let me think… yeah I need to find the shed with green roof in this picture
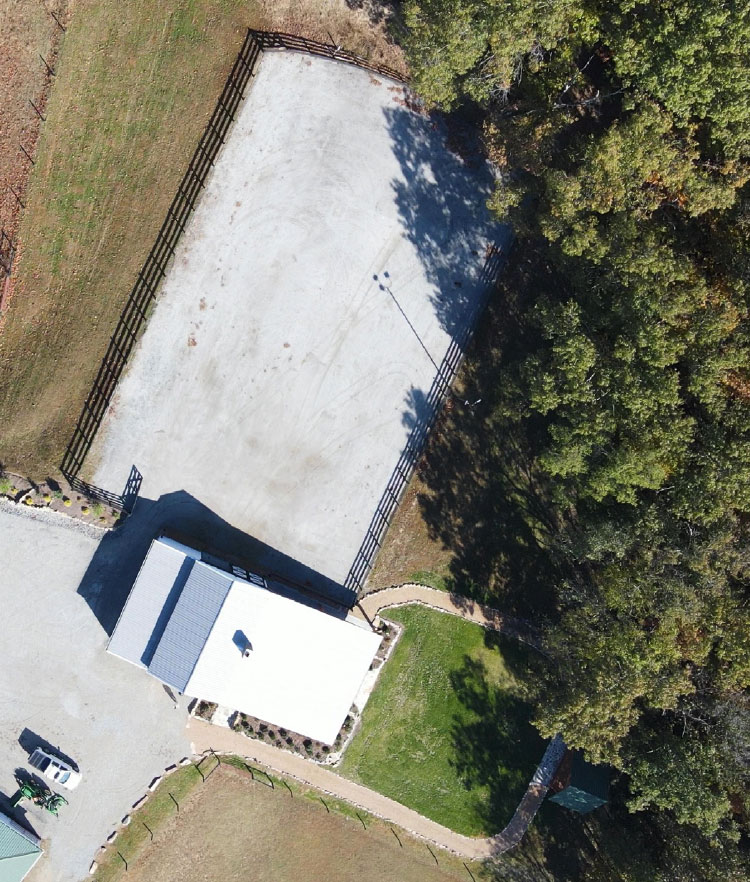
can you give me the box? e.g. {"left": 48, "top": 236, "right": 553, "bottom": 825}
{"left": 548, "top": 750, "right": 610, "bottom": 814}
{"left": 0, "top": 812, "right": 42, "bottom": 882}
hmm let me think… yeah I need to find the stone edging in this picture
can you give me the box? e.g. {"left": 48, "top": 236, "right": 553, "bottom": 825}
{"left": 89, "top": 756, "right": 195, "bottom": 875}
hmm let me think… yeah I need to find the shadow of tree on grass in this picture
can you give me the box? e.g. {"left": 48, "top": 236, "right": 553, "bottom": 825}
{"left": 404, "top": 248, "right": 578, "bottom": 618}
{"left": 449, "top": 636, "right": 546, "bottom": 833}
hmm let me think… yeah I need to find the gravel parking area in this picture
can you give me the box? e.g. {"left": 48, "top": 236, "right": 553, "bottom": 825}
{"left": 89, "top": 50, "right": 503, "bottom": 587}
{"left": 0, "top": 505, "right": 190, "bottom": 882}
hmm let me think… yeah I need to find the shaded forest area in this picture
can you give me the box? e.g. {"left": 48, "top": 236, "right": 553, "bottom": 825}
{"left": 396, "top": 1, "right": 750, "bottom": 878}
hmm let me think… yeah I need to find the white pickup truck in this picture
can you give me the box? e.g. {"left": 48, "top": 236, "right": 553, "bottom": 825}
{"left": 28, "top": 748, "right": 81, "bottom": 791}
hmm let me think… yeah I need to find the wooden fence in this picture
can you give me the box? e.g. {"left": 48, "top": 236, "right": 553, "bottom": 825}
{"left": 344, "top": 242, "right": 508, "bottom": 595}
{"left": 60, "top": 30, "right": 263, "bottom": 479}
{"left": 248, "top": 29, "right": 407, "bottom": 83}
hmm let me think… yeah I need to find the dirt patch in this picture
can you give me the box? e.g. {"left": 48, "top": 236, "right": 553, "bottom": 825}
{"left": 259, "top": 0, "right": 405, "bottom": 75}
{"left": 99, "top": 764, "right": 465, "bottom": 882}
{"left": 368, "top": 469, "right": 455, "bottom": 589}
{"left": 0, "top": 0, "right": 67, "bottom": 314}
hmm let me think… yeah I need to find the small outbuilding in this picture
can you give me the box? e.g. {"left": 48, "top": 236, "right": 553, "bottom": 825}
{"left": 0, "top": 812, "right": 42, "bottom": 882}
{"left": 108, "top": 536, "right": 381, "bottom": 744}
{"left": 548, "top": 750, "right": 610, "bottom": 814}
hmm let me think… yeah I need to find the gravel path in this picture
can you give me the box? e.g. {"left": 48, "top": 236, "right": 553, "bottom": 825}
{"left": 353, "top": 582, "right": 542, "bottom": 649}
{"left": 187, "top": 720, "right": 563, "bottom": 859}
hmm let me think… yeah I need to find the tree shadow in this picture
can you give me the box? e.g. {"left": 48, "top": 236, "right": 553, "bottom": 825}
{"left": 449, "top": 640, "right": 546, "bottom": 833}
{"left": 384, "top": 102, "right": 510, "bottom": 342}
{"left": 408, "top": 252, "right": 571, "bottom": 616}
{"left": 77, "top": 489, "right": 356, "bottom": 635}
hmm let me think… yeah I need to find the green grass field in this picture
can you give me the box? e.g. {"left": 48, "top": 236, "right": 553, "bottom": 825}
{"left": 340, "top": 605, "right": 545, "bottom": 837}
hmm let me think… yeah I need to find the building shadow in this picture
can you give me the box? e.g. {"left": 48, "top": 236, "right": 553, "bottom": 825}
{"left": 0, "top": 790, "right": 39, "bottom": 843}
{"left": 77, "top": 489, "right": 356, "bottom": 636}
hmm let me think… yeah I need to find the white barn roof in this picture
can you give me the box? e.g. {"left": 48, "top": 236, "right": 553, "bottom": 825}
{"left": 108, "top": 537, "right": 380, "bottom": 744}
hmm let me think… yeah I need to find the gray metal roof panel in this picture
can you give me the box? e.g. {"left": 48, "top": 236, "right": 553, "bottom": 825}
{"left": 107, "top": 539, "right": 194, "bottom": 667}
{"left": 147, "top": 563, "right": 234, "bottom": 692}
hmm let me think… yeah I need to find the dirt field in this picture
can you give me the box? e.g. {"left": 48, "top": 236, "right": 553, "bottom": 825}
{"left": 0, "top": 0, "right": 405, "bottom": 477}
{"left": 95, "top": 765, "right": 469, "bottom": 882}
{"left": 368, "top": 469, "right": 455, "bottom": 588}
{"left": 0, "top": 0, "right": 65, "bottom": 241}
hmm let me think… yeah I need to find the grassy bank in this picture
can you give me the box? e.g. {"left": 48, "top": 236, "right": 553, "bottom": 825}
{"left": 340, "top": 604, "right": 544, "bottom": 836}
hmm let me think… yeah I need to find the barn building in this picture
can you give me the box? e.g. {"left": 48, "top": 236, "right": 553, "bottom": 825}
{"left": 0, "top": 812, "right": 42, "bottom": 882}
{"left": 107, "top": 535, "right": 381, "bottom": 744}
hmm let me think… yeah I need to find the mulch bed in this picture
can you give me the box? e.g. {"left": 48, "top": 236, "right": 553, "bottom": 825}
{"left": 0, "top": 469, "right": 122, "bottom": 527}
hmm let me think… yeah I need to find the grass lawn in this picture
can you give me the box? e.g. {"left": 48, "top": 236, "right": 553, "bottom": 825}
{"left": 93, "top": 761, "right": 471, "bottom": 882}
{"left": 339, "top": 604, "right": 545, "bottom": 837}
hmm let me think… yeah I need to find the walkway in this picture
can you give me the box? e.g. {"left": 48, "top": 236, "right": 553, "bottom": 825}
{"left": 187, "top": 584, "right": 561, "bottom": 859}
{"left": 353, "top": 582, "right": 542, "bottom": 650}
{"left": 187, "top": 718, "right": 564, "bottom": 859}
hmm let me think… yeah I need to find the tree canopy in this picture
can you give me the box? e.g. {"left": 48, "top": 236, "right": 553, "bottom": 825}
{"left": 402, "top": 0, "right": 750, "bottom": 858}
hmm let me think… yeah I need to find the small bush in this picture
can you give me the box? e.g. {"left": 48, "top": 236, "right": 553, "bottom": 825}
{"left": 53, "top": 489, "right": 63, "bottom": 499}
{"left": 285, "top": 736, "right": 293, "bottom": 746}
{"left": 43, "top": 493, "right": 51, "bottom": 503}
{"left": 194, "top": 700, "right": 217, "bottom": 721}
{"left": 322, "top": 745, "right": 330, "bottom": 754}
{"left": 63, "top": 497, "right": 72, "bottom": 507}
{"left": 92, "top": 502, "right": 104, "bottom": 517}
{"left": 0, "top": 477, "right": 11, "bottom": 495}
{"left": 81, "top": 505, "right": 89, "bottom": 514}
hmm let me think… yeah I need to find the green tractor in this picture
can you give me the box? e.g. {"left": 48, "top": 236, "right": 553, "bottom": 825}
{"left": 10, "top": 774, "right": 68, "bottom": 815}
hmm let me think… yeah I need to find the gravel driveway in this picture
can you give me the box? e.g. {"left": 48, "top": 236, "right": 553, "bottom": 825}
{"left": 0, "top": 503, "right": 190, "bottom": 882}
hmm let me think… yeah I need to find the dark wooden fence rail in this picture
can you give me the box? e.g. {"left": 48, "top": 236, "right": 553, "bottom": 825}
{"left": 60, "top": 30, "right": 263, "bottom": 481}
{"left": 249, "top": 29, "right": 408, "bottom": 83}
{"left": 0, "top": 229, "right": 14, "bottom": 276}
{"left": 344, "top": 242, "right": 508, "bottom": 595}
